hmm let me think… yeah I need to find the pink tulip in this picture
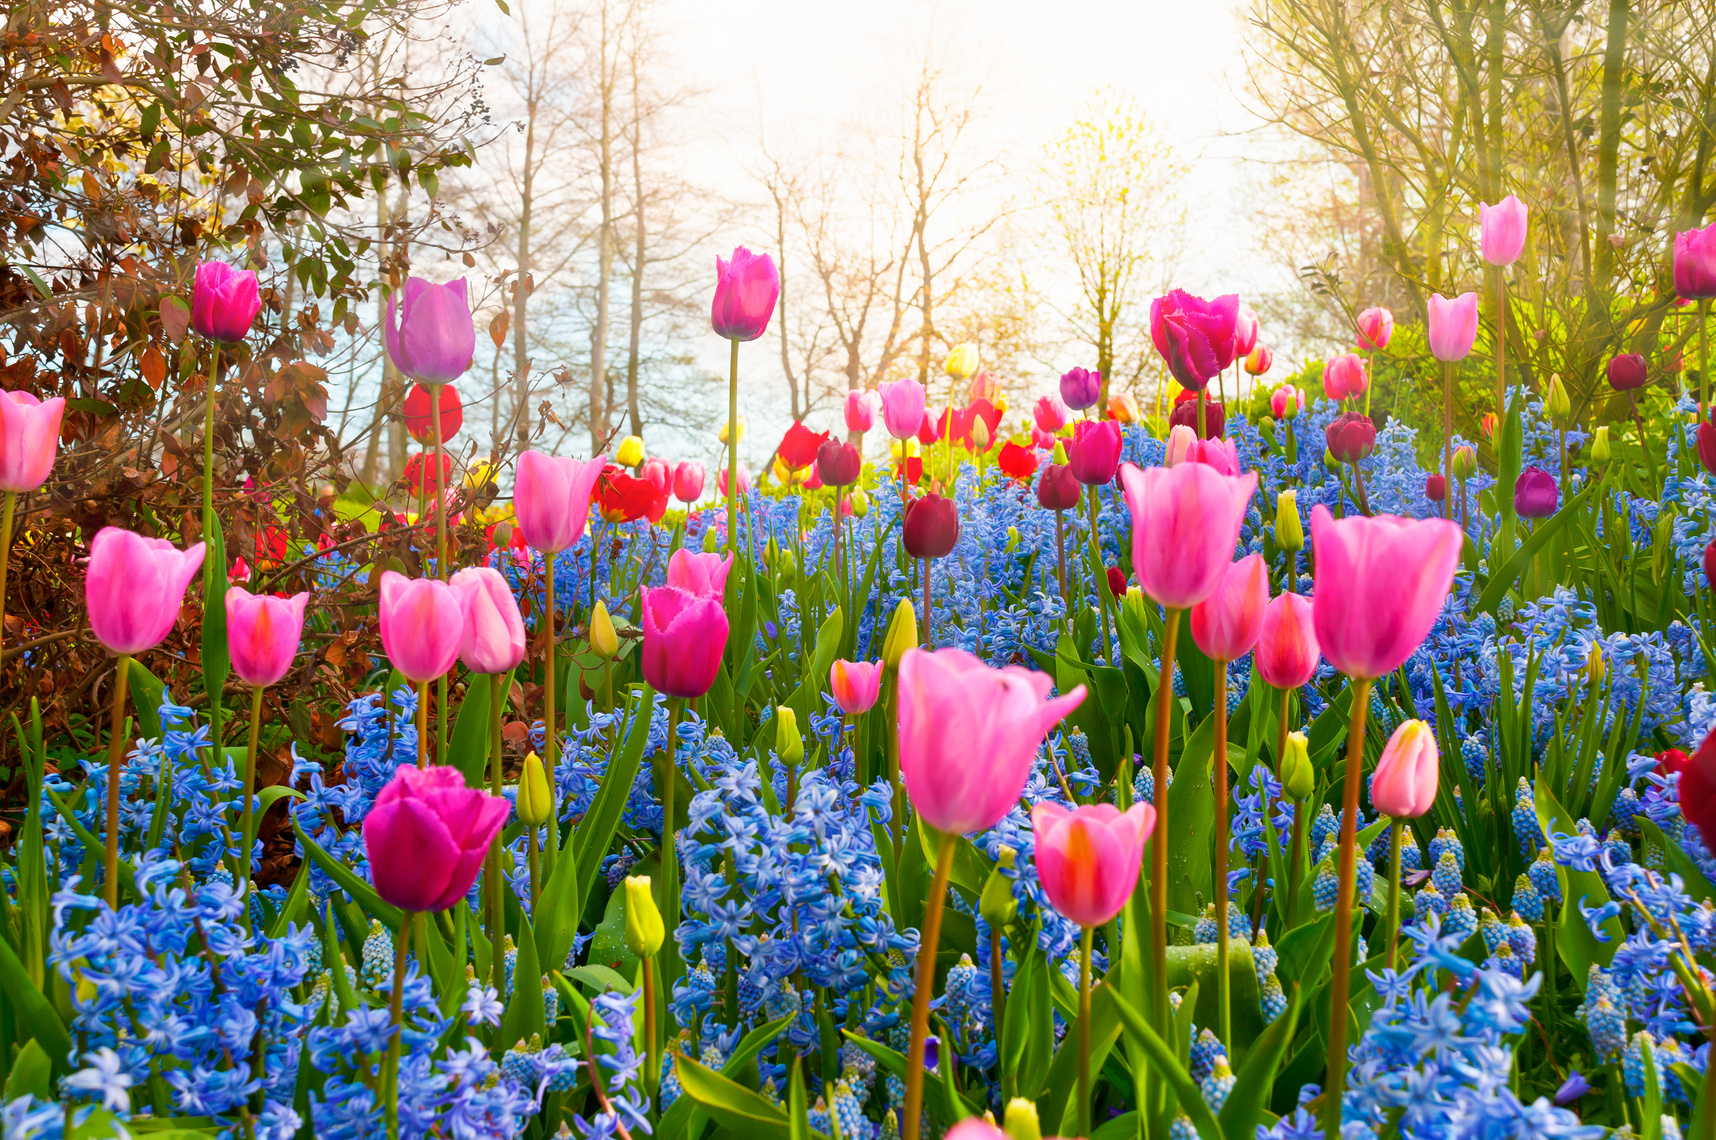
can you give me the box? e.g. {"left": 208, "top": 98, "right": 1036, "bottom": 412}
{"left": 229, "top": 555, "right": 252, "bottom": 584}
{"left": 673, "top": 461, "right": 706, "bottom": 503}
{"left": 1067, "top": 419, "right": 1122, "bottom": 486}
{"left": 224, "top": 587, "right": 307, "bottom": 687}
{"left": 711, "top": 246, "right": 781, "bottom": 341}
{"left": 0, "top": 391, "right": 64, "bottom": 493}
{"left": 1118, "top": 461, "right": 1257, "bottom": 611}
{"left": 1675, "top": 224, "right": 1716, "bottom": 300}
{"left": 1034, "top": 393, "right": 1069, "bottom": 434}
{"left": 1150, "top": 289, "right": 1240, "bottom": 391}
{"left": 384, "top": 277, "right": 476, "bottom": 384}
{"left": 1370, "top": 719, "right": 1438, "bottom": 818}
{"left": 1309, "top": 505, "right": 1463, "bottom": 680}
{"left": 85, "top": 527, "right": 206, "bottom": 656}
{"left": 1165, "top": 425, "right": 1239, "bottom": 475}
{"left": 1427, "top": 292, "right": 1480, "bottom": 363}
{"left": 1032, "top": 427, "right": 1058, "bottom": 451}
{"left": 1322, "top": 353, "right": 1368, "bottom": 401}
{"left": 640, "top": 585, "right": 729, "bottom": 698}
{"left": 1032, "top": 801, "right": 1156, "bottom": 928}
{"left": 1255, "top": 593, "right": 1320, "bottom": 689}
{"left": 844, "top": 389, "right": 877, "bottom": 434}
{"left": 879, "top": 378, "right": 928, "bottom": 440}
{"left": 450, "top": 567, "right": 526, "bottom": 674}
{"left": 1164, "top": 424, "right": 1197, "bottom": 466}
{"left": 1356, "top": 306, "right": 1394, "bottom": 351}
{"left": 829, "top": 659, "right": 883, "bottom": 714}
{"left": 967, "top": 371, "right": 1001, "bottom": 406}
{"left": 513, "top": 450, "right": 606, "bottom": 554}
{"left": 362, "top": 764, "right": 509, "bottom": 912}
{"left": 191, "top": 261, "right": 262, "bottom": 343}
{"left": 378, "top": 571, "right": 464, "bottom": 683}
{"left": 1234, "top": 306, "right": 1260, "bottom": 357}
{"left": 639, "top": 458, "right": 671, "bottom": 496}
{"left": 716, "top": 463, "right": 752, "bottom": 497}
{"left": 1190, "top": 554, "right": 1268, "bottom": 662}
{"left": 1270, "top": 384, "right": 1304, "bottom": 420}
{"left": 896, "top": 647, "right": 1085, "bottom": 835}
{"left": 1479, "top": 196, "right": 1528, "bottom": 267}
{"left": 667, "top": 548, "right": 733, "bottom": 598}
{"left": 944, "top": 1121, "right": 1009, "bottom": 1140}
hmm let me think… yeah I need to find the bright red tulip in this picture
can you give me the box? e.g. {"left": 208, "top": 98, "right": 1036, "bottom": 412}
{"left": 640, "top": 585, "right": 729, "bottom": 698}
{"left": 1190, "top": 554, "right": 1268, "bottom": 662}
{"left": 1682, "top": 730, "right": 1716, "bottom": 843}
{"left": 1032, "top": 801, "right": 1155, "bottom": 927}
{"left": 363, "top": 764, "right": 509, "bottom": 912}
{"left": 403, "top": 382, "right": 463, "bottom": 444}
{"left": 1370, "top": 719, "right": 1438, "bottom": 817}
{"left": 514, "top": 450, "right": 605, "bottom": 553}
{"left": 778, "top": 421, "right": 831, "bottom": 470}
{"left": 998, "top": 441, "right": 1039, "bottom": 481}
{"left": 86, "top": 528, "right": 205, "bottom": 656}
{"left": 403, "top": 452, "right": 453, "bottom": 496}
{"left": 0, "top": 391, "right": 64, "bottom": 493}
{"left": 451, "top": 567, "right": 525, "bottom": 674}
{"left": 378, "top": 571, "right": 464, "bottom": 683}
{"left": 224, "top": 587, "right": 308, "bottom": 687}
{"left": 598, "top": 468, "right": 669, "bottom": 524}
{"left": 1119, "top": 461, "right": 1257, "bottom": 611}
{"left": 1308, "top": 505, "right": 1462, "bottom": 680}
{"left": 1255, "top": 593, "right": 1319, "bottom": 690}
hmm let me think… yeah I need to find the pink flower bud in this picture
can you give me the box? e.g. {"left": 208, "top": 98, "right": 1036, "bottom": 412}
{"left": 1119, "top": 462, "right": 1257, "bottom": 611}
{"left": 1309, "top": 506, "right": 1462, "bottom": 680}
{"left": 1255, "top": 593, "right": 1320, "bottom": 690}
{"left": 1370, "top": 719, "right": 1439, "bottom": 818}
{"left": 1356, "top": 306, "right": 1394, "bottom": 351}
{"left": 1190, "top": 554, "right": 1268, "bottom": 663}
{"left": 666, "top": 549, "right": 734, "bottom": 598}
{"left": 451, "top": 567, "right": 525, "bottom": 674}
{"left": 673, "top": 461, "right": 706, "bottom": 503}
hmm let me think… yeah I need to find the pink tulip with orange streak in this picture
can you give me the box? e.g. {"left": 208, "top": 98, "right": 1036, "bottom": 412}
{"left": 1255, "top": 593, "right": 1320, "bottom": 689}
{"left": 829, "top": 659, "right": 883, "bottom": 714}
{"left": 1032, "top": 801, "right": 1156, "bottom": 927}
{"left": 1371, "top": 719, "right": 1439, "bottom": 818}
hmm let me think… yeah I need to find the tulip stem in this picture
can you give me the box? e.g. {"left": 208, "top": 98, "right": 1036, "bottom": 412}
{"left": 527, "top": 821, "right": 540, "bottom": 909}
{"left": 1442, "top": 360, "right": 1454, "bottom": 522}
{"left": 1197, "top": 388, "right": 1206, "bottom": 440}
{"left": 1323, "top": 674, "right": 1373, "bottom": 1140}
{"left": 415, "top": 680, "right": 429, "bottom": 768}
{"left": 1494, "top": 272, "right": 1507, "bottom": 424}
{"left": 902, "top": 837, "right": 955, "bottom": 1140}
{"left": 0, "top": 490, "right": 15, "bottom": 661}
{"left": 543, "top": 550, "right": 559, "bottom": 880}
{"left": 1149, "top": 609, "right": 1180, "bottom": 1041}
{"left": 1213, "top": 664, "right": 1231, "bottom": 1051}
{"left": 488, "top": 672, "right": 506, "bottom": 1002}
{"left": 239, "top": 684, "right": 265, "bottom": 933}
{"left": 921, "top": 558, "right": 932, "bottom": 647}
{"left": 1054, "top": 509, "right": 1069, "bottom": 617}
{"left": 431, "top": 385, "right": 451, "bottom": 791}
{"left": 381, "top": 915, "right": 412, "bottom": 1140}
{"left": 1087, "top": 490, "right": 1111, "bottom": 660}
{"left": 661, "top": 699, "right": 681, "bottom": 943}
{"left": 102, "top": 654, "right": 133, "bottom": 910}
{"left": 1275, "top": 685, "right": 1295, "bottom": 926}
{"left": 727, "top": 338, "right": 740, "bottom": 554}
{"left": 1384, "top": 818, "right": 1403, "bottom": 972}
{"left": 990, "top": 924, "right": 1009, "bottom": 1104}
{"left": 1285, "top": 795, "right": 1306, "bottom": 930}
{"left": 1703, "top": 299, "right": 1711, "bottom": 420}
{"left": 203, "top": 342, "right": 221, "bottom": 543}
{"left": 1629, "top": 393, "right": 1661, "bottom": 494}
{"left": 1078, "top": 924, "right": 1093, "bottom": 1138}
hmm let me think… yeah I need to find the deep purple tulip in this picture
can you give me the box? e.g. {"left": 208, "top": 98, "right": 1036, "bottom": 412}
{"left": 1514, "top": 466, "right": 1559, "bottom": 518}
{"left": 1675, "top": 224, "right": 1716, "bottom": 300}
{"left": 1325, "top": 412, "right": 1377, "bottom": 464}
{"left": 1059, "top": 367, "right": 1101, "bottom": 411}
{"left": 1425, "top": 473, "right": 1446, "bottom": 502}
{"left": 711, "top": 246, "right": 781, "bottom": 341}
{"left": 191, "top": 261, "right": 262, "bottom": 343}
{"left": 903, "top": 495, "right": 960, "bottom": 560}
{"left": 385, "top": 277, "right": 476, "bottom": 384}
{"left": 1606, "top": 353, "right": 1649, "bottom": 392}
{"left": 1036, "top": 464, "right": 1081, "bottom": 511}
{"left": 1167, "top": 395, "right": 1225, "bottom": 439}
{"left": 1066, "top": 419, "right": 1122, "bottom": 486}
{"left": 816, "top": 439, "right": 861, "bottom": 488}
{"left": 1149, "top": 289, "right": 1240, "bottom": 391}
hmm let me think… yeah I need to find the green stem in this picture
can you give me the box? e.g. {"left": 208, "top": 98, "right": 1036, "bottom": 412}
{"left": 727, "top": 338, "right": 740, "bottom": 553}
{"left": 1385, "top": 818, "right": 1403, "bottom": 971}
{"left": 543, "top": 551, "right": 558, "bottom": 886}
{"left": 643, "top": 953, "right": 659, "bottom": 1109}
{"left": 922, "top": 558, "right": 932, "bottom": 647}
{"left": 382, "top": 916, "right": 412, "bottom": 1140}
{"left": 488, "top": 672, "right": 506, "bottom": 1002}
{"left": 1322, "top": 675, "right": 1373, "bottom": 1139}
{"left": 1214, "top": 664, "right": 1231, "bottom": 1050}
{"left": 415, "top": 681, "right": 429, "bottom": 768}
{"left": 1087, "top": 489, "right": 1112, "bottom": 659}
{"left": 1443, "top": 359, "right": 1454, "bottom": 522}
{"left": 527, "top": 824, "right": 540, "bottom": 909}
{"left": 992, "top": 924, "right": 1010, "bottom": 1105}
{"left": 0, "top": 490, "right": 16, "bottom": 660}
{"left": 203, "top": 342, "right": 221, "bottom": 543}
{"left": 662, "top": 700, "right": 681, "bottom": 937}
{"left": 902, "top": 839, "right": 956, "bottom": 1140}
{"left": 1150, "top": 610, "right": 1181, "bottom": 1040}
{"left": 1702, "top": 298, "right": 1710, "bottom": 419}
{"left": 239, "top": 684, "right": 265, "bottom": 934}
{"left": 103, "top": 654, "right": 134, "bottom": 909}
{"left": 1078, "top": 925, "right": 1093, "bottom": 1138}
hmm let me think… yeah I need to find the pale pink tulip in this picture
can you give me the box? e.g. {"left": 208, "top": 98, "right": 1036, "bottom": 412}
{"left": 451, "top": 567, "right": 526, "bottom": 674}
{"left": 514, "top": 450, "right": 605, "bottom": 554}
{"left": 1118, "top": 461, "right": 1257, "bottom": 611}
{"left": 0, "top": 391, "right": 65, "bottom": 493}
{"left": 85, "top": 528, "right": 205, "bottom": 656}
{"left": 1371, "top": 719, "right": 1438, "bottom": 817}
{"left": 1190, "top": 554, "right": 1268, "bottom": 662}
{"left": 1309, "top": 506, "right": 1462, "bottom": 680}
{"left": 666, "top": 548, "right": 734, "bottom": 598}
{"left": 225, "top": 587, "right": 308, "bottom": 687}
{"left": 378, "top": 571, "right": 464, "bottom": 683}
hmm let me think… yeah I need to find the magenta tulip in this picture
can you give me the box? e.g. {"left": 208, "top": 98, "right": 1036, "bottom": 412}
{"left": 86, "top": 527, "right": 206, "bottom": 655}
{"left": 384, "top": 277, "right": 476, "bottom": 384}
{"left": 1190, "top": 554, "right": 1268, "bottom": 662}
{"left": 1060, "top": 367, "right": 1101, "bottom": 411}
{"left": 191, "top": 261, "right": 262, "bottom": 343}
{"left": 640, "top": 585, "right": 729, "bottom": 698}
{"left": 1255, "top": 593, "right": 1320, "bottom": 690}
{"left": 0, "top": 391, "right": 65, "bottom": 493}
{"left": 711, "top": 246, "right": 781, "bottom": 341}
{"left": 845, "top": 389, "right": 877, "bottom": 434}
{"left": 1514, "top": 466, "right": 1559, "bottom": 518}
{"left": 829, "top": 658, "right": 883, "bottom": 715}
{"left": 879, "top": 378, "right": 928, "bottom": 440}
{"left": 1032, "top": 801, "right": 1155, "bottom": 927}
{"left": 1234, "top": 306, "right": 1260, "bottom": 358}
{"left": 450, "top": 567, "right": 526, "bottom": 674}
{"left": 896, "top": 647, "right": 1085, "bottom": 835}
{"left": 1119, "top": 461, "right": 1257, "bottom": 611}
{"left": 224, "top": 587, "right": 308, "bottom": 687}
{"left": 513, "top": 450, "right": 605, "bottom": 553}
{"left": 1370, "top": 719, "right": 1438, "bottom": 818}
{"left": 666, "top": 548, "right": 734, "bottom": 598}
{"left": 1606, "top": 353, "right": 1649, "bottom": 392}
{"left": 1675, "top": 224, "right": 1716, "bottom": 300}
{"left": 1036, "top": 464, "right": 1081, "bottom": 511}
{"left": 817, "top": 439, "right": 862, "bottom": 487}
{"left": 1322, "top": 353, "right": 1368, "bottom": 401}
{"left": 1149, "top": 289, "right": 1240, "bottom": 391}
{"left": 1479, "top": 196, "right": 1528, "bottom": 266}
{"left": 378, "top": 571, "right": 464, "bottom": 683}
{"left": 1066, "top": 419, "right": 1122, "bottom": 486}
{"left": 1356, "top": 306, "right": 1394, "bottom": 351}
{"left": 1325, "top": 412, "right": 1378, "bottom": 464}
{"left": 1427, "top": 292, "right": 1480, "bottom": 362}
{"left": 363, "top": 763, "right": 509, "bottom": 912}
{"left": 1308, "top": 505, "right": 1462, "bottom": 680}
{"left": 673, "top": 461, "right": 706, "bottom": 503}
{"left": 1035, "top": 393, "right": 1070, "bottom": 433}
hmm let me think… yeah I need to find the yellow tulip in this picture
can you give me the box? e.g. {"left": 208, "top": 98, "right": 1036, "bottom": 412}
{"left": 943, "top": 343, "right": 979, "bottom": 381}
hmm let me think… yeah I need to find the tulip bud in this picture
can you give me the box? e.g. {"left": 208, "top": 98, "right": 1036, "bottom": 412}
{"left": 616, "top": 435, "right": 645, "bottom": 468}
{"left": 775, "top": 705, "right": 803, "bottom": 766}
{"left": 517, "top": 751, "right": 552, "bottom": 826}
{"left": 590, "top": 600, "right": 618, "bottom": 659}
{"left": 943, "top": 342, "right": 979, "bottom": 381}
{"left": 1587, "top": 643, "right": 1606, "bottom": 686}
{"left": 624, "top": 875, "right": 665, "bottom": 958}
{"left": 1051, "top": 441, "right": 1068, "bottom": 465}
{"left": 1591, "top": 425, "right": 1611, "bottom": 464}
{"left": 850, "top": 487, "right": 870, "bottom": 517}
{"left": 1280, "top": 731, "right": 1313, "bottom": 801}
{"left": 491, "top": 521, "right": 514, "bottom": 550}
{"left": 1275, "top": 490, "right": 1304, "bottom": 552}
{"left": 776, "top": 547, "right": 798, "bottom": 579}
{"left": 1004, "top": 1099, "right": 1042, "bottom": 1140}
{"left": 719, "top": 416, "right": 746, "bottom": 445}
{"left": 1451, "top": 445, "right": 1478, "bottom": 481}
{"left": 1323, "top": 449, "right": 1341, "bottom": 473}
{"left": 882, "top": 597, "right": 918, "bottom": 668}
{"left": 979, "top": 846, "right": 1018, "bottom": 929}
{"left": 971, "top": 417, "right": 991, "bottom": 449}
{"left": 701, "top": 527, "right": 720, "bottom": 553}
{"left": 1544, "top": 374, "right": 1571, "bottom": 426}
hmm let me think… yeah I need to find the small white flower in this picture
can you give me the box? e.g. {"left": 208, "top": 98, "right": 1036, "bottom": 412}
{"left": 462, "top": 981, "right": 504, "bottom": 1027}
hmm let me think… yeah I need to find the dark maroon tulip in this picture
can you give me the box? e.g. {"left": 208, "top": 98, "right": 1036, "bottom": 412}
{"left": 1167, "top": 394, "right": 1225, "bottom": 439}
{"left": 1036, "top": 464, "right": 1081, "bottom": 511}
{"left": 1705, "top": 539, "right": 1716, "bottom": 592}
{"left": 1106, "top": 566, "right": 1127, "bottom": 597}
{"left": 1680, "top": 727, "right": 1716, "bottom": 841}
{"left": 816, "top": 439, "right": 861, "bottom": 488}
{"left": 1513, "top": 466, "right": 1558, "bottom": 519}
{"left": 903, "top": 494, "right": 960, "bottom": 560}
{"left": 1606, "top": 353, "right": 1649, "bottom": 392}
{"left": 1067, "top": 419, "right": 1123, "bottom": 486}
{"left": 1425, "top": 473, "right": 1447, "bottom": 502}
{"left": 1699, "top": 420, "right": 1716, "bottom": 476}
{"left": 1324, "top": 411, "right": 1376, "bottom": 464}
{"left": 1149, "top": 289, "right": 1240, "bottom": 391}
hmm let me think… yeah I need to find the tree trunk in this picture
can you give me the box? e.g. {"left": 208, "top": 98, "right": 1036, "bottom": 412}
{"left": 625, "top": 44, "right": 644, "bottom": 439}
{"left": 589, "top": 1, "right": 615, "bottom": 454}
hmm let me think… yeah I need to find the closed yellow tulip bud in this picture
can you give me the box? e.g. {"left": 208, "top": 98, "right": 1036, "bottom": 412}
{"left": 971, "top": 417, "right": 991, "bottom": 449}
{"left": 1591, "top": 425, "right": 1611, "bottom": 464}
{"left": 775, "top": 705, "right": 803, "bottom": 766}
{"left": 1004, "top": 1099, "right": 1042, "bottom": 1140}
{"left": 590, "top": 600, "right": 618, "bottom": 659}
{"left": 624, "top": 875, "right": 665, "bottom": 958}
{"left": 1544, "top": 374, "right": 1571, "bottom": 427}
{"left": 719, "top": 416, "right": 746, "bottom": 446}
{"left": 517, "top": 751, "right": 553, "bottom": 826}
{"left": 1587, "top": 643, "right": 1606, "bottom": 686}
{"left": 1451, "top": 445, "right": 1478, "bottom": 482}
{"left": 1275, "top": 490, "right": 1304, "bottom": 552}
{"left": 849, "top": 488, "right": 870, "bottom": 518}
{"left": 616, "top": 435, "right": 645, "bottom": 468}
{"left": 882, "top": 597, "right": 918, "bottom": 668}
{"left": 1280, "top": 731, "right": 1313, "bottom": 801}
{"left": 943, "top": 342, "right": 979, "bottom": 381}
{"left": 979, "top": 846, "right": 1018, "bottom": 929}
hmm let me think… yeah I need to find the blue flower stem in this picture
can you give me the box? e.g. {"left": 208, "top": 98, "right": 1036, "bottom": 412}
{"left": 902, "top": 836, "right": 955, "bottom": 1140}
{"left": 1214, "top": 664, "right": 1230, "bottom": 1051}
{"left": 102, "top": 653, "right": 133, "bottom": 910}
{"left": 1384, "top": 818, "right": 1403, "bottom": 971}
{"left": 1149, "top": 609, "right": 1181, "bottom": 1047}
{"left": 1322, "top": 674, "right": 1373, "bottom": 1139}
{"left": 1078, "top": 924, "right": 1093, "bottom": 1138}
{"left": 239, "top": 683, "right": 265, "bottom": 934}
{"left": 382, "top": 915, "right": 412, "bottom": 1140}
